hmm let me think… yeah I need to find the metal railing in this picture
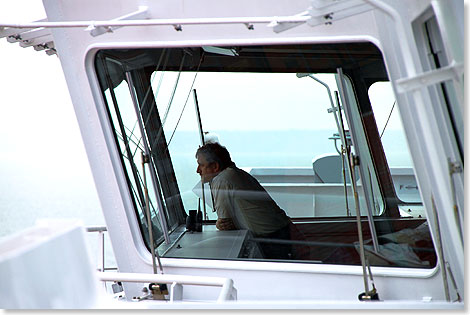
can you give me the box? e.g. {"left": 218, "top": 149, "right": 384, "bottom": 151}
{"left": 86, "top": 226, "right": 117, "bottom": 272}
{"left": 97, "top": 271, "right": 237, "bottom": 302}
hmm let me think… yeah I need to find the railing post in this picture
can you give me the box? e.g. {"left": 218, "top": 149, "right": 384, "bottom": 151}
{"left": 170, "top": 282, "right": 183, "bottom": 302}
{"left": 98, "top": 230, "right": 105, "bottom": 272}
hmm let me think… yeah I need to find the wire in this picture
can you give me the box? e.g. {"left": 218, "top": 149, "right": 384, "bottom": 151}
{"left": 167, "top": 52, "right": 205, "bottom": 146}
{"left": 161, "top": 53, "right": 187, "bottom": 126}
{"left": 380, "top": 100, "right": 396, "bottom": 138}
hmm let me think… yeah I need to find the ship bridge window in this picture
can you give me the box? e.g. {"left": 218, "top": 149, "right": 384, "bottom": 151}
{"left": 94, "top": 43, "right": 436, "bottom": 268}
{"left": 368, "top": 82, "right": 422, "bottom": 207}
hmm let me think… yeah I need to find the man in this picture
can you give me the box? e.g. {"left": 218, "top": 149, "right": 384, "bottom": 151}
{"left": 195, "top": 142, "right": 294, "bottom": 259}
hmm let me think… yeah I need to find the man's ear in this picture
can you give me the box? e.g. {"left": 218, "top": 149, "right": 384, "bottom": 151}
{"left": 213, "top": 162, "right": 221, "bottom": 172}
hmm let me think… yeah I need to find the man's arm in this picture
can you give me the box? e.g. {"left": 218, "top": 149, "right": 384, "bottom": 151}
{"left": 216, "top": 218, "right": 237, "bottom": 230}
{"left": 213, "top": 178, "right": 238, "bottom": 231}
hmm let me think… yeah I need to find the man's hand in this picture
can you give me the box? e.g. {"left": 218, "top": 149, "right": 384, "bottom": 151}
{"left": 216, "top": 218, "right": 237, "bottom": 230}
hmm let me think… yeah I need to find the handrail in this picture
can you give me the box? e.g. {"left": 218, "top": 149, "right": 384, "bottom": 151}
{"left": 86, "top": 226, "right": 107, "bottom": 274}
{"left": 0, "top": 16, "right": 310, "bottom": 30}
{"left": 96, "top": 271, "right": 237, "bottom": 302}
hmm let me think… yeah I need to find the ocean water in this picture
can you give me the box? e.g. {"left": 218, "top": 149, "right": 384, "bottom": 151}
{"left": 0, "top": 158, "right": 114, "bottom": 268}
{"left": 1, "top": 129, "right": 411, "bottom": 269}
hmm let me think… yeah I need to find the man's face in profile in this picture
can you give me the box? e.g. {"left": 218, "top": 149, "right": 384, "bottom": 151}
{"left": 196, "top": 154, "right": 220, "bottom": 183}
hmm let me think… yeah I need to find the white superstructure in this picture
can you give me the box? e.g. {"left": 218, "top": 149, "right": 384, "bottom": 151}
{"left": 0, "top": 0, "right": 463, "bottom": 309}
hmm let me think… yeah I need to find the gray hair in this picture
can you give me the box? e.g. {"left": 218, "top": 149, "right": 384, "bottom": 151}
{"left": 196, "top": 142, "right": 235, "bottom": 170}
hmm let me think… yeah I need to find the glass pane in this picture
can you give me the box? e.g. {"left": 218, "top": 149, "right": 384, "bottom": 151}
{"left": 368, "top": 82, "right": 423, "bottom": 209}
{"left": 152, "top": 71, "right": 361, "bottom": 219}
{"left": 101, "top": 69, "right": 164, "bottom": 246}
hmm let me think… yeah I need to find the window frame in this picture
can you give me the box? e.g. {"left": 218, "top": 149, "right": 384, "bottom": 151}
{"left": 91, "top": 42, "right": 437, "bottom": 269}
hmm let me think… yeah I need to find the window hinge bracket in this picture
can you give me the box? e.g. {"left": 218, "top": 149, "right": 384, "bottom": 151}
{"left": 86, "top": 6, "right": 150, "bottom": 37}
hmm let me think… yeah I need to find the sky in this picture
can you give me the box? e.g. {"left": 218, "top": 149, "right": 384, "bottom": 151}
{"left": 0, "top": 1, "right": 91, "bottom": 174}
{"left": 125, "top": 71, "right": 346, "bottom": 132}
{"left": 0, "top": 0, "right": 102, "bottom": 240}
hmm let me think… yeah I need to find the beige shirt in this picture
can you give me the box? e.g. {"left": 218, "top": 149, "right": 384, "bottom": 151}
{"left": 211, "top": 166, "right": 290, "bottom": 236}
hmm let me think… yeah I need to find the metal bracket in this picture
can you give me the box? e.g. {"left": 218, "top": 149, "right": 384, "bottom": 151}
{"left": 132, "top": 284, "right": 168, "bottom": 301}
{"left": 327, "top": 106, "right": 340, "bottom": 113}
{"left": 447, "top": 158, "right": 464, "bottom": 243}
{"left": 269, "top": 0, "right": 374, "bottom": 34}
{"left": 1, "top": 18, "right": 57, "bottom": 56}
{"left": 142, "top": 153, "right": 150, "bottom": 164}
{"left": 86, "top": 6, "right": 149, "bottom": 37}
{"left": 6, "top": 27, "right": 50, "bottom": 43}
{"left": 308, "top": 0, "right": 373, "bottom": 27}
{"left": 0, "top": 18, "right": 47, "bottom": 38}
{"left": 351, "top": 154, "right": 360, "bottom": 167}
{"left": 396, "top": 60, "right": 464, "bottom": 93}
{"left": 244, "top": 23, "right": 254, "bottom": 30}
{"left": 268, "top": 11, "right": 310, "bottom": 33}
{"left": 448, "top": 160, "right": 463, "bottom": 175}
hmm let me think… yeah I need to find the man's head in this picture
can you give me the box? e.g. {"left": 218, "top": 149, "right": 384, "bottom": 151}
{"left": 196, "top": 142, "right": 235, "bottom": 182}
